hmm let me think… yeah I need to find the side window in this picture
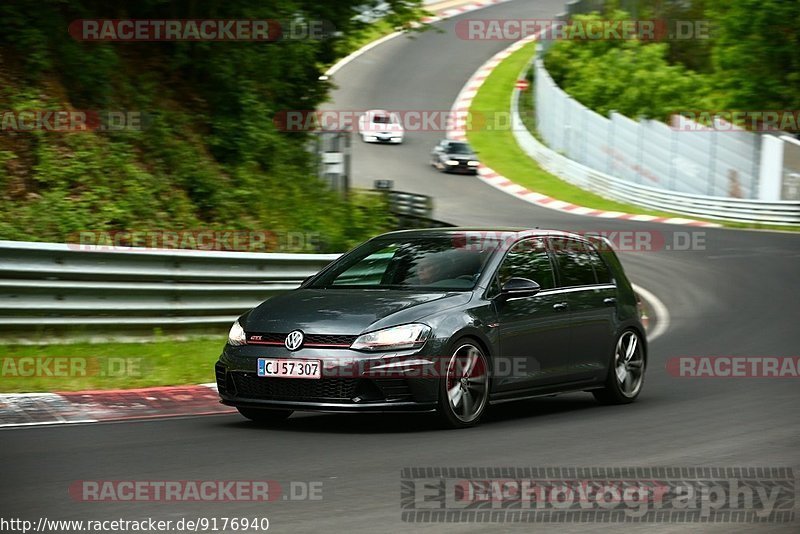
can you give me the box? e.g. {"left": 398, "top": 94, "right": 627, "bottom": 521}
{"left": 587, "top": 244, "right": 613, "bottom": 284}
{"left": 497, "top": 239, "right": 555, "bottom": 289}
{"left": 550, "top": 238, "right": 597, "bottom": 287}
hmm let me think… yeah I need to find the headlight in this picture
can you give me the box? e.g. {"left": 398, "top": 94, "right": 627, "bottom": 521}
{"left": 445, "top": 159, "right": 459, "bottom": 165}
{"left": 467, "top": 160, "right": 479, "bottom": 166}
{"left": 351, "top": 324, "right": 431, "bottom": 351}
{"left": 228, "top": 320, "right": 247, "bottom": 346}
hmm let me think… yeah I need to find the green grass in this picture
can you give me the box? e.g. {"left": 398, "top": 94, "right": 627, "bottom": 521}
{"left": 468, "top": 43, "right": 800, "bottom": 232}
{"left": 0, "top": 339, "right": 224, "bottom": 392}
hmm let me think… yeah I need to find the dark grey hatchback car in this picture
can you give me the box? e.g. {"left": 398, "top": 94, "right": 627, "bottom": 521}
{"left": 216, "top": 228, "right": 647, "bottom": 428}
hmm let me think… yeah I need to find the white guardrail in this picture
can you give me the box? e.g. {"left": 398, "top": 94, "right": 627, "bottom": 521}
{"left": 513, "top": 58, "right": 800, "bottom": 225}
{"left": 0, "top": 240, "right": 339, "bottom": 335}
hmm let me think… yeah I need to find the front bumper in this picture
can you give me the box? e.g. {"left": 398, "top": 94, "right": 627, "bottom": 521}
{"left": 442, "top": 162, "right": 479, "bottom": 174}
{"left": 216, "top": 345, "right": 439, "bottom": 413}
{"left": 363, "top": 133, "right": 403, "bottom": 143}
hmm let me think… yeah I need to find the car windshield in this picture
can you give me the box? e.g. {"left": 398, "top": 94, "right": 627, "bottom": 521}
{"left": 309, "top": 236, "right": 500, "bottom": 290}
{"left": 447, "top": 142, "right": 472, "bottom": 154}
{"left": 372, "top": 115, "right": 391, "bottom": 124}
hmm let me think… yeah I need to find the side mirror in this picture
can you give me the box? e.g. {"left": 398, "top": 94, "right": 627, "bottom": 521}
{"left": 498, "top": 277, "right": 541, "bottom": 299}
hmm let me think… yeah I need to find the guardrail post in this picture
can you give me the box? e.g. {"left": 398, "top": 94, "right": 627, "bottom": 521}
{"left": 758, "top": 135, "right": 784, "bottom": 201}
{"left": 606, "top": 111, "right": 615, "bottom": 175}
{"left": 708, "top": 131, "right": 718, "bottom": 196}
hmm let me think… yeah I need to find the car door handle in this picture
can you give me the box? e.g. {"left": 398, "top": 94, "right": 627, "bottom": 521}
{"left": 603, "top": 297, "right": 617, "bottom": 306}
{"left": 553, "top": 302, "right": 568, "bottom": 312}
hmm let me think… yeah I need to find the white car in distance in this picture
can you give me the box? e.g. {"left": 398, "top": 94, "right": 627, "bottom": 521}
{"left": 358, "top": 110, "right": 404, "bottom": 144}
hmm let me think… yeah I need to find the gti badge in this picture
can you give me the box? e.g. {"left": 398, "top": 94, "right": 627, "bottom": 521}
{"left": 285, "top": 330, "right": 304, "bottom": 351}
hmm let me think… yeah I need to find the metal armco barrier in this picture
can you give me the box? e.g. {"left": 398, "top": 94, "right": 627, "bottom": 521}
{"left": 0, "top": 240, "right": 339, "bottom": 335}
{"left": 386, "top": 191, "right": 434, "bottom": 218}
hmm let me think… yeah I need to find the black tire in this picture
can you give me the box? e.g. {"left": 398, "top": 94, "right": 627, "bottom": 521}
{"left": 593, "top": 329, "right": 646, "bottom": 405}
{"left": 236, "top": 407, "right": 293, "bottom": 424}
{"left": 437, "top": 340, "right": 490, "bottom": 428}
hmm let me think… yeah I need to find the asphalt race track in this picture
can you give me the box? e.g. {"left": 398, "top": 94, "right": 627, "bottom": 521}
{"left": 2, "top": 1, "right": 799, "bottom": 532}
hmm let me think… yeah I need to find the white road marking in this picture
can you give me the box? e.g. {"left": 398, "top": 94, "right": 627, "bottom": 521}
{"left": 631, "top": 283, "right": 670, "bottom": 342}
{"left": 0, "top": 419, "right": 97, "bottom": 429}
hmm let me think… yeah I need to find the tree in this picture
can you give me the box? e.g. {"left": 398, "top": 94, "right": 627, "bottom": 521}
{"left": 708, "top": 0, "right": 800, "bottom": 110}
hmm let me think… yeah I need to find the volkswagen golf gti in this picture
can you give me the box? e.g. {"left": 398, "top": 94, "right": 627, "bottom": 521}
{"left": 216, "top": 228, "right": 647, "bottom": 428}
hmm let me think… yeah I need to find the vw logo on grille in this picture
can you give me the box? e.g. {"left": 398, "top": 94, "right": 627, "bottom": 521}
{"left": 284, "top": 330, "right": 304, "bottom": 351}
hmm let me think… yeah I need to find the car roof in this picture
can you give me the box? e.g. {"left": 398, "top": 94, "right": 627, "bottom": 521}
{"left": 372, "top": 227, "right": 587, "bottom": 241}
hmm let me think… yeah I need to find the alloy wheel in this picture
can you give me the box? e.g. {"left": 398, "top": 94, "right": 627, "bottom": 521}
{"left": 445, "top": 343, "right": 489, "bottom": 423}
{"left": 614, "top": 330, "right": 644, "bottom": 398}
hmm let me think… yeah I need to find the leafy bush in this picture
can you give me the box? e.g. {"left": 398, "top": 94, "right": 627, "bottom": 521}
{"left": 544, "top": 12, "right": 713, "bottom": 121}
{"left": 543, "top": 2, "right": 800, "bottom": 122}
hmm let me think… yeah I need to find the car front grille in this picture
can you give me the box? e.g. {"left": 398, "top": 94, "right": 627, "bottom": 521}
{"left": 231, "top": 372, "right": 360, "bottom": 401}
{"left": 306, "top": 334, "right": 358, "bottom": 346}
{"left": 246, "top": 333, "right": 284, "bottom": 344}
{"left": 215, "top": 362, "right": 228, "bottom": 395}
{"left": 373, "top": 378, "right": 413, "bottom": 401}
{"left": 246, "top": 332, "right": 357, "bottom": 348}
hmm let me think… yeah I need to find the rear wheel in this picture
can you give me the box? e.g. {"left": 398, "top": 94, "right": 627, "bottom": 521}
{"left": 438, "top": 341, "right": 489, "bottom": 428}
{"left": 236, "top": 407, "right": 293, "bottom": 424}
{"left": 593, "top": 329, "right": 645, "bottom": 404}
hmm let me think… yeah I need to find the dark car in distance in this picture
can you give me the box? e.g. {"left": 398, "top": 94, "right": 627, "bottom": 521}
{"left": 216, "top": 228, "right": 647, "bottom": 428}
{"left": 430, "top": 139, "right": 480, "bottom": 174}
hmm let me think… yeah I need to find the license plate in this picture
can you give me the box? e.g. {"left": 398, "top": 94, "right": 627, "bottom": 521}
{"left": 257, "top": 359, "right": 321, "bottom": 379}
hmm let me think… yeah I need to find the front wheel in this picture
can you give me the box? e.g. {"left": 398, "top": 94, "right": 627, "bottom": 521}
{"left": 438, "top": 342, "right": 489, "bottom": 428}
{"left": 236, "top": 407, "right": 293, "bottom": 424}
{"left": 593, "top": 329, "right": 645, "bottom": 404}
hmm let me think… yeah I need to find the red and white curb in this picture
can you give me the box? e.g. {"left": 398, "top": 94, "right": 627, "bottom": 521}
{"left": 448, "top": 37, "right": 721, "bottom": 228}
{"left": 421, "top": 0, "right": 514, "bottom": 24}
{"left": 0, "top": 383, "right": 232, "bottom": 428}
